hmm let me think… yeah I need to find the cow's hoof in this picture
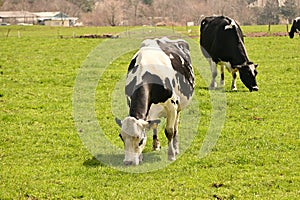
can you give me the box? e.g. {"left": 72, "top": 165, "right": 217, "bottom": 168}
{"left": 152, "top": 140, "right": 161, "bottom": 151}
{"left": 209, "top": 82, "right": 217, "bottom": 90}
{"left": 231, "top": 87, "right": 237, "bottom": 91}
{"left": 124, "top": 161, "right": 133, "bottom": 166}
{"left": 152, "top": 146, "right": 161, "bottom": 151}
{"left": 252, "top": 86, "right": 259, "bottom": 91}
{"left": 168, "top": 155, "right": 176, "bottom": 161}
{"left": 168, "top": 147, "right": 176, "bottom": 161}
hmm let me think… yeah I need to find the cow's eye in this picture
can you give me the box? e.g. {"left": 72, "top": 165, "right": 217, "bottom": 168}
{"left": 138, "top": 138, "right": 144, "bottom": 146}
{"left": 119, "top": 134, "right": 124, "bottom": 142}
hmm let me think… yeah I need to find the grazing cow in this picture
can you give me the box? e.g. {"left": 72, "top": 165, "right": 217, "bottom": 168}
{"left": 289, "top": 17, "right": 300, "bottom": 39}
{"left": 200, "top": 16, "right": 259, "bottom": 92}
{"left": 116, "top": 37, "right": 195, "bottom": 165}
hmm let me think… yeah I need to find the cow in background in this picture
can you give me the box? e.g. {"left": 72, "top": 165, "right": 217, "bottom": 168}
{"left": 116, "top": 37, "right": 195, "bottom": 165}
{"left": 200, "top": 16, "right": 259, "bottom": 92}
{"left": 289, "top": 17, "right": 300, "bottom": 39}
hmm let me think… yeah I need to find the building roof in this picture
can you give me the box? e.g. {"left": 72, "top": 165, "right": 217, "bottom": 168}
{"left": 0, "top": 11, "right": 72, "bottom": 18}
{"left": 0, "top": 11, "right": 78, "bottom": 23}
{"left": 33, "top": 12, "right": 69, "bottom": 19}
{"left": 0, "top": 11, "right": 36, "bottom": 18}
{"left": 33, "top": 12, "right": 78, "bottom": 21}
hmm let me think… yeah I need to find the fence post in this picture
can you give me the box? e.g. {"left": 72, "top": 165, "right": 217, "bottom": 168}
{"left": 6, "top": 29, "right": 11, "bottom": 38}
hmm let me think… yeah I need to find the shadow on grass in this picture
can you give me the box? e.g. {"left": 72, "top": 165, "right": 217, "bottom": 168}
{"left": 198, "top": 86, "right": 226, "bottom": 92}
{"left": 198, "top": 85, "right": 250, "bottom": 93}
{"left": 83, "top": 151, "right": 164, "bottom": 169}
{"left": 83, "top": 157, "right": 105, "bottom": 168}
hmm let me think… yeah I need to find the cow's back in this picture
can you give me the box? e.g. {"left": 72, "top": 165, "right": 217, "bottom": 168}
{"left": 126, "top": 38, "right": 194, "bottom": 118}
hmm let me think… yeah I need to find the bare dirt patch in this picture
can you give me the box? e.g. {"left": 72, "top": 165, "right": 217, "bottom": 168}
{"left": 245, "top": 32, "right": 288, "bottom": 37}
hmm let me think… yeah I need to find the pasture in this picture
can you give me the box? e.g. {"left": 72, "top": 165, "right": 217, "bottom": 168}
{"left": 0, "top": 25, "right": 299, "bottom": 199}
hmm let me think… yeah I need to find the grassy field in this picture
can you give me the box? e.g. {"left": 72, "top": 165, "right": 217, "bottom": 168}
{"left": 0, "top": 25, "right": 299, "bottom": 199}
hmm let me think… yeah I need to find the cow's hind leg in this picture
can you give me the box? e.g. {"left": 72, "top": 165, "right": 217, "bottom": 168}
{"left": 231, "top": 71, "right": 238, "bottom": 91}
{"left": 152, "top": 127, "right": 161, "bottom": 151}
{"left": 164, "top": 96, "right": 179, "bottom": 161}
{"left": 220, "top": 64, "right": 225, "bottom": 87}
{"left": 165, "top": 127, "right": 176, "bottom": 161}
{"left": 209, "top": 60, "right": 218, "bottom": 90}
{"left": 172, "top": 112, "right": 180, "bottom": 155}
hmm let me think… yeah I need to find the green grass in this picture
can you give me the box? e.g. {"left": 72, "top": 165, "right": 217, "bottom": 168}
{"left": 1, "top": 25, "right": 299, "bottom": 199}
{"left": 242, "top": 24, "right": 290, "bottom": 33}
{"left": 0, "top": 25, "right": 133, "bottom": 38}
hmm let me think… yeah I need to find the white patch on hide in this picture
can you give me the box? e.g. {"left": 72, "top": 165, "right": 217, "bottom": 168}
{"left": 224, "top": 18, "right": 237, "bottom": 30}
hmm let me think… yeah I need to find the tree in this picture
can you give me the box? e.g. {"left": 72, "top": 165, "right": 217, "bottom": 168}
{"left": 281, "top": 0, "right": 297, "bottom": 22}
{"left": 91, "top": 0, "right": 123, "bottom": 26}
{"left": 104, "top": 0, "right": 123, "bottom": 26}
{"left": 122, "top": 0, "right": 153, "bottom": 26}
{"left": 67, "top": 0, "right": 95, "bottom": 12}
{"left": 257, "top": 0, "right": 280, "bottom": 25}
{"left": 142, "top": 0, "right": 153, "bottom": 5}
{"left": 245, "top": 0, "right": 256, "bottom": 4}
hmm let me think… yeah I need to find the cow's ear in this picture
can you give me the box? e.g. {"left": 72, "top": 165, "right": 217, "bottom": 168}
{"left": 115, "top": 117, "right": 122, "bottom": 128}
{"left": 147, "top": 119, "right": 161, "bottom": 130}
{"left": 255, "top": 64, "right": 258, "bottom": 68}
{"left": 136, "top": 119, "right": 149, "bottom": 129}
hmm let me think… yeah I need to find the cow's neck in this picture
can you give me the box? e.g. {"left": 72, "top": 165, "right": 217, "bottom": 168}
{"left": 232, "top": 38, "right": 250, "bottom": 66}
{"left": 129, "top": 85, "right": 150, "bottom": 120}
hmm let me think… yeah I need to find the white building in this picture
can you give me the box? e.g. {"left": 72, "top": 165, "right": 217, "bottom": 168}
{"left": 34, "top": 12, "right": 78, "bottom": 26}
{"left": 0, "top": 11, "right": 36, "bottom": 24}
{"left": 0, "top": 11, "right": 78, "bottom": 26}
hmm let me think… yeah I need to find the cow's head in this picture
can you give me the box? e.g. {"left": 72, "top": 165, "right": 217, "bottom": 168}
{"left": 289, "top": 30, "right": 295, "bottom": 39}
{"left": 116, "top": 117, "right": 160, "bottom": 166}
{"left": 237, "top": 62, "right": 259, "bottom": 92}
{"left": 289, "top": 18, "right": 300, "bottom": 39}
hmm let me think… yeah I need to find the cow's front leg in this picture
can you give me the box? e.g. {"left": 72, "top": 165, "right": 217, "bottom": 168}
{"left": 209, "top": 60, "right": 218, "bottom": 89}
{"left": 152, "top": 127, "right": 160, "bottom": 151}
{"left": 165, "top": 127, "right": 176, "bottom": 161}
{"left": 220, "top": 64, "right": 225, "bottom": 87}
{"left": 164, "top": 96, "right": 179, "bottom": 161}
{"left": 172, "top": 112, "right": 180, "bottom": 155}
{"left": 231, "top": 71, "right": 237, "bottom": 91}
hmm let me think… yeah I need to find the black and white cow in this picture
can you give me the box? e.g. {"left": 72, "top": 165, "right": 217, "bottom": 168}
{"left": 116, "top": 37, "right": 194, "bottom": 165}
{"left": 200, "top": 16, "right": 259, "bottom": 92}
{"left": 289, "top": 17, "right": 300, "bottom": 39}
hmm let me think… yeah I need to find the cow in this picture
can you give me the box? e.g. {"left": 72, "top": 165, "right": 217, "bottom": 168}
{"left": 289, "top": 17, "right": 300, "bottom": 39}
{"left": 200, "top": 16, "right": 259, "bottom": 92}
{"left": 115, "top": 37, "right": 195, "bottom": 166}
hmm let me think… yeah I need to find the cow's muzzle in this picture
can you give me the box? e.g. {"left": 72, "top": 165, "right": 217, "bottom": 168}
{"left": 124, "top": 159, "right": 139, "bottom": 166}
{"left": 124, "top": 160, "right": 136, "bottom": 166}
{"left": 250, "top": 86, "right": 259, "bottom": 92}
{"left": 123, "top": 153, "right": 142, "bottom": 166}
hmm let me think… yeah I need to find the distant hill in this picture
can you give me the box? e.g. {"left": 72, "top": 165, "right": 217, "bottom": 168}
{"left": 0, "top": 0, "right": 96, "bottom": 13}
{"left": 1, "top": 0, "right": 299, "bottom": 26}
